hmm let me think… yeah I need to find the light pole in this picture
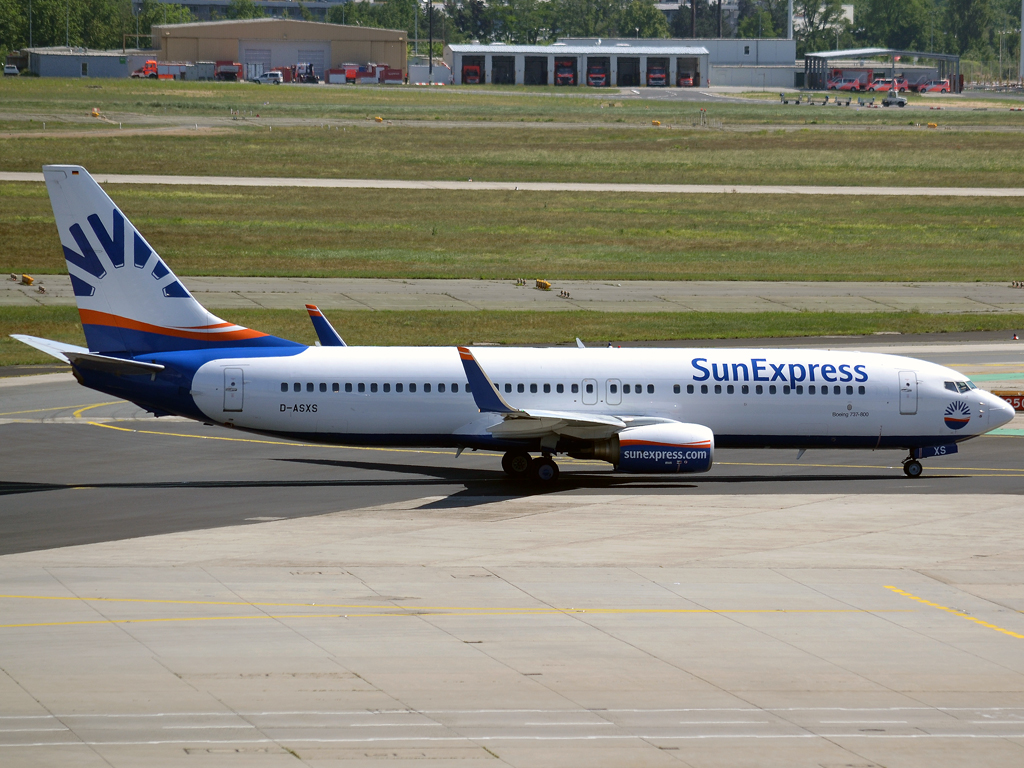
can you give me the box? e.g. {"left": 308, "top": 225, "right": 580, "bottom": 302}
{"left": 428, "top": 0, "right": 433, "bottom": 76}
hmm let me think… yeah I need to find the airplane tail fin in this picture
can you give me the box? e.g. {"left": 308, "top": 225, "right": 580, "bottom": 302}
{"left": 43, "top": 165, "right": 301, "bottom": 356}
{"left": 305, "top": 304, "right": 346, "bottom": 346}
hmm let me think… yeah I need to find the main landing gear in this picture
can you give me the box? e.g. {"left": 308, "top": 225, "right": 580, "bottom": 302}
{"left": 902, "top": 457, "right": 923, "bottom": 478}
{"left": 502, "top": 450, "right": 560, "bottom": 484}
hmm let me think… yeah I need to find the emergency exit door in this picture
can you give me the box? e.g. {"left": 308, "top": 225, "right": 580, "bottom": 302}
{"left": 899, "top": 370, "right": 917, "bottom": 414}
{"left": 224, "top": 368, "right": 244, "bottom": 412}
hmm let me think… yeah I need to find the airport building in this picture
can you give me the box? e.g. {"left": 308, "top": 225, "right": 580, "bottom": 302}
{"left": 444, "top": 37, "right": 796, "bottom": 87}
{"left": 151, "top": 18, "right": 407, "bottom": 76}
{"left": 22, "top": 47, "right": 152, "bottom": 78}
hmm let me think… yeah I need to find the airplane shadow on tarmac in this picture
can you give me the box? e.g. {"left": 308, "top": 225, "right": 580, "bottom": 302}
{"left": 0, "top": 458, "right": 930, "bottom": 501}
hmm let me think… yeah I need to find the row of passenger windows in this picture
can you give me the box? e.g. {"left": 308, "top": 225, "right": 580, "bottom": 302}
{"left": 282, "top": 382, "right": 469, "bottom": 393}
{"left": 281, "top": 381, "right": 866, "bottom": 396}
{"left": 686, "top": 383, "right": 866, "bottom": 396}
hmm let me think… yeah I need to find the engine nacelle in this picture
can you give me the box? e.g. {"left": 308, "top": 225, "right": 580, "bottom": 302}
{"left": 572, "top": 423, "right": 714, "bottom": 473}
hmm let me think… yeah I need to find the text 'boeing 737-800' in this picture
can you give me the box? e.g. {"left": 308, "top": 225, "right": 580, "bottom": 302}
{"left": 12, "top": 167, "right": 1015, "bottom": 483}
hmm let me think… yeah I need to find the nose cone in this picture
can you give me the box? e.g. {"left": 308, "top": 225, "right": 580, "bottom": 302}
{"left": 985, "top": 392, "right": 1016, "bottom": 429}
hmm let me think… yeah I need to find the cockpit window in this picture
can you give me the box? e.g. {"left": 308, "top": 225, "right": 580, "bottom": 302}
{"left": 945, "top": 381, "right": 974, "bottom": 393}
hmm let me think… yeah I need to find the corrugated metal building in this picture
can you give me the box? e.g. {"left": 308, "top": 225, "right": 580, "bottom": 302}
{"left": 444, "top": 43, "right": 711, "bottom": 87}
{"left": 26, "top": 47, "right": 151, "bottom": 78}
{"left": 152, "top": 18, "right": 407, "bottom": 76}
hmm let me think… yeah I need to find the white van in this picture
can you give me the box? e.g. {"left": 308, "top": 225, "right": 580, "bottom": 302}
{"left": 254, "top": 71, "right": 283, "bottom": 84}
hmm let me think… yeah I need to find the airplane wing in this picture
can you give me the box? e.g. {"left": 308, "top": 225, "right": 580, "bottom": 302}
{"left": 305, "top": 304, "right": 346, "bottom": 346}
{"left": 11, "top": 334, "right": 165, "bottom": 375}
{"left": 457, "top": 345, "right": 630, "bottom": 438}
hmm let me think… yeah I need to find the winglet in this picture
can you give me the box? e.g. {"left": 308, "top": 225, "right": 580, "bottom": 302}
{"left": 305, "top": 304, "right": 346, "bottom": 347}
{"left": 576, "top": 338, "right": 585, "bottom": 348}
{"left": 457, "top": 346, "right": 517, "bottom": 414}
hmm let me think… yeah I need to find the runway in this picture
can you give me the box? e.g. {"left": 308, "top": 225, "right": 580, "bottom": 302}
{"left": 4, "top": 170, "right": 1024, "bottom": 197}
{"left": 2, "top": 338, "right": 1022, "bottom": 767}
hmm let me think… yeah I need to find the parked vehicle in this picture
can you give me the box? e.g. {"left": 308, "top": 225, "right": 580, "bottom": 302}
{"left": 870, "top": 77, "right": 909, "bottom": 92}
{"left": 4, "top": 64, "right": 20, "bottom": 76}
{"left": 294, "top": 62, "right": 319, "bottom": 84}
{"left": 462, "top": 64, "right": 481, "bottom": 84}
{"left": 677, "top": 71, "right": 694, "bottom": 87}
{"left": 253, "top": 70, "right": 283, "bottom": 84}
{"left": 646, "top": 66, "right": 667, "bottom": 87}
{"left": 881, "top": 88, "right": 907, "bottom": 107}
{"left": 918, "top": 79, "right": 950, "bottom": 93}
{"left": 555, "top": 61, "right": 575, "bottom": 86}
{"left": 131, "top": 60, "right": 188, "bottom": 80}
{"left": 587, "top": 65, "right": 607, "bottom": 87}
{"left": 214, "top": 61, "right": 242, "bottom": 81}
{"left": 827, "top": 77, "right": 862, "bottom": 91}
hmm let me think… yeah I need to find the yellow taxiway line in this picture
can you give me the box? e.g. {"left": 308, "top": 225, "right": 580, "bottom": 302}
{"left": 886, "top": 586, "right": 1024, "bottom": 640}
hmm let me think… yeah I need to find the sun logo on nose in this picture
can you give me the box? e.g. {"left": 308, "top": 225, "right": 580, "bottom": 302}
{"left": 944, "top": 400, "right": 970, "bottom": 430}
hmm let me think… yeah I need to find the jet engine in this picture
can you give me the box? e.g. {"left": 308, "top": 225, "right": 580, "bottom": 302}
{"left": 570, "top": 423, "right": 714, "bottom": 473}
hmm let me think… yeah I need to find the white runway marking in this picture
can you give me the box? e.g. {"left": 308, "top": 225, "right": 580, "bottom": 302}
{"left": 2, "top": 171, "right": 1023, "bottom": 198}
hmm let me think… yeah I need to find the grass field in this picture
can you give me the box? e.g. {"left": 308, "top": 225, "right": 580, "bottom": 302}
{"left": 3, "top": 77, "right": 1024, "bottom": 127}
{"left": 4, "top": 183, "right": 1023, "bottom": 281}
{"left": 5, "top": 125, "right": 1024, "bottom": 188}
{"left": 4, "top": 306, "right": 1023, "bottom": 366}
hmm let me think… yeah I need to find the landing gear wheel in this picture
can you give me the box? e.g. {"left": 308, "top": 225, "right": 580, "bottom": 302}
{"left": 530, "top": 456, "right": 560, "bottom": 483}
{"left": 903, "top": 459, "right": 923, "bottom": 478}
{"left": 501, "top": 450, "right": 532, "bottom": 478}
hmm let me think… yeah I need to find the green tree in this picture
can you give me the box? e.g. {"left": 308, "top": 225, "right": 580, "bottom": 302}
{"left": 737, "top": 0, "right": 787, "bottom": 37}
{"left": 547, "top": 0, "right": 622, "bottom": 38}
{"left": 738, "top": 8, "right": 777, "bottom": 37}
{"left": 672, "top": 0, "right": 732, "bottom": 37}
{"left": 860, "top": 0, "right": 928, "bottom": 48}
{"left": 942, "top": 0, "right": 990, "bottom": 53}
{"left": 489, "top": 0, "right": 550, "bottom": 43}
{"left": 226, "top": 0, "right": 265, "bottom": 20}
{"left": 795, "top": 0, "right": 849, "bottom": 55}
{"left": 618, "top": 0, "right": 670, "bottom": 37}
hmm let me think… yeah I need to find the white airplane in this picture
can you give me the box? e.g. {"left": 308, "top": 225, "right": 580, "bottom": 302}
{"left": 13, "top": 166, "right": 1016, "bottom": 482}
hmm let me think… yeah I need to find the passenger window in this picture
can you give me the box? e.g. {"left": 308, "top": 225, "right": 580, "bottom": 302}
{"left": 795, "top": 385, "right": 803, "bottom": 394}
{"left": 424, "top": 383, "right": 431, "bottom": 393}
{"left": 383, "top": 383, "right": 390, "bottom": 393}
{"left": 452, "top": 383, "right": 459, "bottom": 393}
{"left": 647, "top": 384, "right": 654, "bottom": 394}
{"left": 396, "top": 383, "right": 403, "bottom": 393}
{"left": 586, "top": 383, "right": 594, "bottom": 394}
{"left": 846, "top": 385, "right": 853, "bottom": 395}
{"left": 833, "top": 385, "right": 840, "bottom": 395}
{"left": 557, "top": 384, "right": 564, "bottom": 394}
{"left": 714, "top": 384, "right": 722, "bottom": 394}
{"left": 293, "top": 382, "right": 301, "bottom": 392}
{"left": 358, "top": 383, "right": 365, "bottom": 393}
{"left": 858, "top": 385, "right": 865, "bottom": 395}
{"left": 544, "top": 384, "right": 551, "bottom": 393}
{"left": 609, "top": 384, "right": 617, "bottom": 394}
{"left": 673, "top": 384, "right": 680, "bottom": 394}
{"left": 783, "top": 385, "right": 790, "bottom": 394}
{"left": 530, "top": 383, "right": 537, "bottom": 393}
{"left": 687, "top": 384, "right": 694, "bottom": 394}
{"left": 634, "top": 383, "right": 641, "bottom": 393}
{"left": 756, "top": 385, "right": 763, "bottom": 394}
{"left": 821, "top": 387, "right": 828, "bottom": 396}
{"left": 439, "top": 383, "right": 446, "bottom": 392}
{"left": 517, "top": 383, "right": 524, "bottom": 393}
{"left": 306, "top": 382, "right": 314, "bottom": 392}
{"left": 727, "top": 384, "right": 734, "bottom": 394}
{"left": 809, "top": 385, "right": 816, "bottom": 394}
{"left": 409, "top": 383, "right": 416, "bottom": 392}
{"left": 571, "top": 384, "right": 579, "bottom": 394}
{"left": 741, "top": 384, "right": 749, "bottom": 394}
{"left": 466, "top": 383, "right": 471, "bottom": 392}
{"left": 624, "top": 384, "right": 631, "bottom": 394}
{"left": 280, "top": 383, "right": 288, "bottom": 392}
{"left": 332, "top": 383, "right": 339, "bottom": 392}
{"left": 769, "top": 385, "right": 777, "bottom": 394}
{"left": 320, "top": 383, "right": 327, "bottom": 392}
{"left": 700, "top": 384, "right": 708, "bottom": 394}
{"left": 345, "top": 383, "right": 353, "bottom": 392}
{"left": 505, "top": 383, "right": 512, "bottom": 393}
{"left": 370, "top": 383, "right": 378, "bottom": 393}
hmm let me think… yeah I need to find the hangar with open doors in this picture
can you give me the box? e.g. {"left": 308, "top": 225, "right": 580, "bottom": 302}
{"left": 803, "top": 47, "right": 962, "bottom": 92}
{"left": 444, "top": 42, "right": 709, "bottom": 87}
{"left": 151, "top": 18, "right": 407, "bottom": 78}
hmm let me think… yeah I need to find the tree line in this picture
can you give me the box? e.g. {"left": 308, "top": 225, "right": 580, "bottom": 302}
{"left": 3, "top": 0, "right": 1018, "bottom": 79}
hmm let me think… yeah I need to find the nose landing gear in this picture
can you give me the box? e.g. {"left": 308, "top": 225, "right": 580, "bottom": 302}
{"left": 902, "top": 457, "right": 923, "bottom": 478}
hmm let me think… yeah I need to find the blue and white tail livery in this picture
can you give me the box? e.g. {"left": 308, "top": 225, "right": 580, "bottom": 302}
{"left": 13, "top": 166, "right": 1016, "bottom": 482}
